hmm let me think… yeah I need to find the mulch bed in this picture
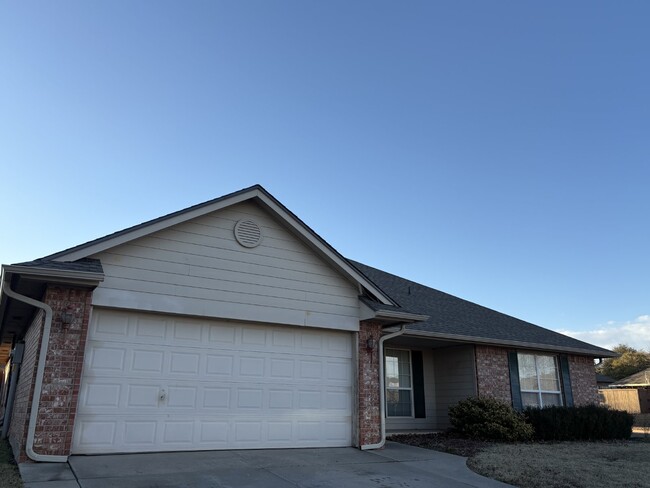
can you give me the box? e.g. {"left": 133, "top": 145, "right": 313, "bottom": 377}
{"left": 387, "top": 432, "right": 492, "bottom": 457}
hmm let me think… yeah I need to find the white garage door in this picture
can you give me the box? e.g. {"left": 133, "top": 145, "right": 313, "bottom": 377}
{"left": 72, "top": 309, "right": 354, "bottom": 454}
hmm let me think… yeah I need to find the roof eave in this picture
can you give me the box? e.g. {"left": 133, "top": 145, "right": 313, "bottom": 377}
{"left": 372, "top": 309, "right": 430, "bottom": 323}
{"left": 2, "top": 265, "right": 105, "bottom": 286}
{"left": 401, "top": 329, "right": 617, "bottom": 358}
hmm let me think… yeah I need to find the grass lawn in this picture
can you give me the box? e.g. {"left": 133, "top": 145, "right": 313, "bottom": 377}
{"left": 389, "top": 433, "right": 650, "bottom": 488}
{"left": 0, "top": 439, "right": 22, "bottom": 488}
{"left": 470, "top": 440, "right": 650, "bottom": 488}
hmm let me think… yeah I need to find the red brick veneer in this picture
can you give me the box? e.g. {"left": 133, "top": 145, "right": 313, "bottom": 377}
{"left": 8, "top": 286, "right": 93, "bottom": 462}
{"left": 567, "top": 355, "right": 599, "bottom": 406}
{"left": 358, "top": 321, "right": 382, "bottom": 446}
{"left": 474, "top": 345, "right": 512, "bottom": 404}
{"left": 8, "top": 310, "right": 43, "bottom": 461}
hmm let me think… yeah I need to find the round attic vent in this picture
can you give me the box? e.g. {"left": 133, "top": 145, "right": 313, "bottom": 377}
{"left": 234, "top": 219, "right": 263, "bottom": 248}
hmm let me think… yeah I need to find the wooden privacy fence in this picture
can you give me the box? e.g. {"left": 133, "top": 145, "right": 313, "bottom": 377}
{"left": 599, "top": 388, "right": 650, "bottom": 414}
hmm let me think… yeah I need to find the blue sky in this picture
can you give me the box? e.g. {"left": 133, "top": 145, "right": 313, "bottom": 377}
{"left": 1, "top": 2, "right": 648, "bottom": 350}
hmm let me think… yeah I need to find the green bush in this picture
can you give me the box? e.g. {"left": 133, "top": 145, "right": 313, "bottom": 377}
{"left": 524, "top": 405, "right": 634, "bottom": 441}
{"left": 449, "top": 397, "right": 534, "bottom": 442}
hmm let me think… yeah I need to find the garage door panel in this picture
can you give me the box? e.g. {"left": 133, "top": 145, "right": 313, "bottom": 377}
{"left": 89, "top": 310, "right": 352, "bottom": 359}
{"left": 79, "top": 382, "right": 352, "bottom": 416}
{"left": 84, "top": 344, "right": 349, "bottom": 385}
{"left": 83, "top": 382, "right": 122, "bottom": 409}
{"left": 74, "top": 309, "right": 353, "bottom": 453}
{"left": 75, "top": 414, "right": 353, "bottom": 453}
{"left": 90, "top": 309, "right": 352, "bottom": 358}
{"left": 89, "top": 346, "right": 126, "bottom": 372}
{"left": 124, "top": 421, "right": 156, "bottom": 446}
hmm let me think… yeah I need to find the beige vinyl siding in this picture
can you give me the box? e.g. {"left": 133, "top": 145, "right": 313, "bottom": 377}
{"left": 91, "top": 201, "right": 360, "bottom": 331}
{"left": 433, "top": 345, "right": 477, "bottom": 429}
{"left": 385, "top": 349, "right": 437, "bottom": 431}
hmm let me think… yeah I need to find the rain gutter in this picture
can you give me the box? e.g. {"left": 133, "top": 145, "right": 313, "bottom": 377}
{"left": 360, "top": 324, "right": 407, "bottom": 451}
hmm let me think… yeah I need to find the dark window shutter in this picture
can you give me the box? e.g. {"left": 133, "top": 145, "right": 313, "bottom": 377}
{"left": 412, "top": 350, "right": 426, "bottom": 418}
{"left": 508, "top": 351, "right": 523, "bottom": 411}
{"left": 559, "top": 355, "right": 574, "bottom": 407}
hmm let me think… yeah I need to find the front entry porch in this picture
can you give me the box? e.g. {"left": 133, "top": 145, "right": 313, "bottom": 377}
{"left": 383, "top": 337, "right": 478, "bottom": 433}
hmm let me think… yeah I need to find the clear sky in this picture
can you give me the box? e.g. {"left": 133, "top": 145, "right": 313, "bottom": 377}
{"left": 1, "top": 2, "right": 648, "bottom": 350}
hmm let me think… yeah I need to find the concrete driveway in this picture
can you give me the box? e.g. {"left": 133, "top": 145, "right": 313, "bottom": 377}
{"left": 20, "top": 442, "right": 513, "bottom": 488}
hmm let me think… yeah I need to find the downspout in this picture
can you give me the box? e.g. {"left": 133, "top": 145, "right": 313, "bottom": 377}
{"left": 1, "top": 281, "right": 68, "bottom": 462}
{"left": 361, "top": 324, "right": 406, "bottom": 450}
{"left": 1, "top": 343, "right": 24, "bottom": 439}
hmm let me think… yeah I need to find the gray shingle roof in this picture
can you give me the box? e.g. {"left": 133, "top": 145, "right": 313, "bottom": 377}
{"left": 612, "top": 367, "right": 650, "bottom": 386}
{"left": 12, "top": 258, "right": 104, "bottom": 274}
{"left": 350, "top": 260, "right": 613, "bottom": 357}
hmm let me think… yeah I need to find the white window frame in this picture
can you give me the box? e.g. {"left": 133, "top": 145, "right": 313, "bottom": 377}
{"left": 518, "top": 353, "right": 563, "bottom": 408}
{"left": 385, "top": 348, "right": 414, "bottom": 418}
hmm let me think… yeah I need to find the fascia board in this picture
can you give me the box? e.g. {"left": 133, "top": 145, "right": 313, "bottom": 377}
{"left": 373, "top": 309, "right": 430, "bottom": 322}
{"left": 2, "top": 265, "right": 105, "bottom": 285}
{"left": 256, "top": 193, "right": 395, "bottom": 306}
{"left": 50, "top": 190, "right": 259, "bottom": 262}
{"left": 359, "top": 301, "right": 429, "bottom": 323}
{"left": 402, "top": 329, "right": 617, "bottom": 358}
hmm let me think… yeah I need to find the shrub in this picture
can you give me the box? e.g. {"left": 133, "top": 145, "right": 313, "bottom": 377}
{"left": 524, "top": 405, "right": 634, "bottom": 441}
{"left": 449, "top": 397, "right": 534, "bottom": 442}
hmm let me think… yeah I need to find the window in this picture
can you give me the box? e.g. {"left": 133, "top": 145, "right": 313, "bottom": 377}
{"left": 385, "top": 349, "right": 412, "bottom": 417}
{"left": 517, "top": 353, "right": 563, "bottom": 408}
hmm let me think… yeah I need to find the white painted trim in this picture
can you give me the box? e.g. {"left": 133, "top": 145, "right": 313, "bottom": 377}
{"left": 2, "top": 265, "right": 104, "bottom": 284}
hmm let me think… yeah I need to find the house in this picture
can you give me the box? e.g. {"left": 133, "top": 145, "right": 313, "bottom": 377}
{"left": 0, "top": 185, "right": 614, "bottom": 463}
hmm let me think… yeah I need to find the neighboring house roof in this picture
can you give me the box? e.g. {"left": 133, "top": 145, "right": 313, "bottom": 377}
{"left": 611, "top": 367, "right": 650, "bottom": 387}
{"left": 596, "top": 374, "right": 615, "bottom": 385}
{"left": 350, "top": 260, "right": 615, "bottom": 358}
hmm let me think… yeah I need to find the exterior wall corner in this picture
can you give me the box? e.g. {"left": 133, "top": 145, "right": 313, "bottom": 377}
{"left": 357, "top": 321, "right": 382, "bottom": 447}
{"left": 567, "top": 355, "right": 599, "bottom": 406}
{"left": 8, "top": 285, "right": 93, "bottom": 462}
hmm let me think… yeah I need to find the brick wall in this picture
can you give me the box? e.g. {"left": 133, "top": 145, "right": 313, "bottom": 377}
{"left": 474, "top": 347, "right": 598, "bottom": 408}
{"left": 474, "top": 345, "right": 512, "bottom": 404}
{"left": 358, "top": 321, "right": 382, "bottom": 447}
{"left": 568, "top": 355, "right": 599, "bottom": 406}
{"left": 8, "top": 310, "right": 44, "bottom": 462}
{"left": 8, "top": 285, "right": 93, "bottom": 462}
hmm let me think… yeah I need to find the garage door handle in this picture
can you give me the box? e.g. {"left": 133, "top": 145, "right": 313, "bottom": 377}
{"left": 159, "top": 389, "right": 167, "bottom": 402}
